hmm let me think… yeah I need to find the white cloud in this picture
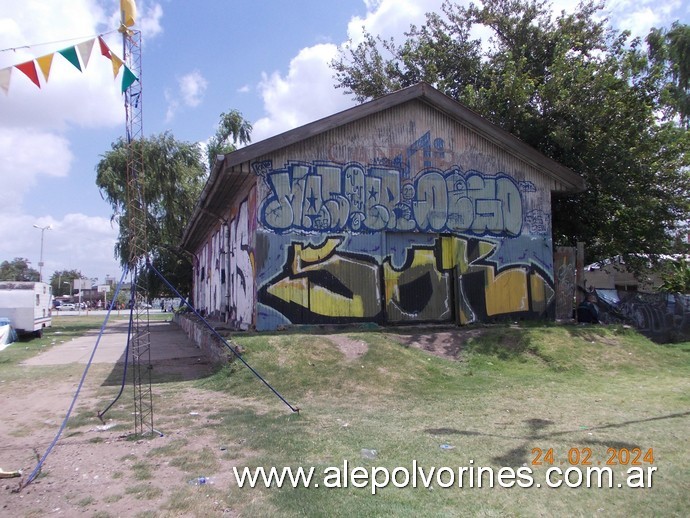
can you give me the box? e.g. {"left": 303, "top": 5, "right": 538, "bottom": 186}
{"left": 0, "top": 1, "right": 162, "bottom": 282}
{"left": 250, "top": 0, "right": 687, "bottom": 146}
{"left": 0, "top": 3, "right": 122, "bottom": 130}
{"left": 346, "top": 0, "right": 440, "bottom": 46}
{"left": 0, "top": 128, "right": 73, "bottom": 213}
{"left": 179, "top": 70, "right": 207, "bottom": 107}
{"left": 164, "top": 70, "right": 208, "bottom": 122}
{"left": 603, "top": 0, "right": 685, "bottom": 37}
{"left": 253, "top": 44, "right": 356, "bottom": 141}
{"left": 0, "top": 0, "right": 166, "bottom": 158}
{"left": 0, "top": 212, "right": 121, "bottom": 282}
{"left": 251, "top": 0, "right": 444, "bottom": 142}
{"left": 138, "top": 2, "right": 164, "bottom": 40}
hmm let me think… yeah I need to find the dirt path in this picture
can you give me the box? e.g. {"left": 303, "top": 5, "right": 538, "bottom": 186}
{"left": 0, "top": 320, "right": 239, "bottom": 517}
{"left": 0, "top": 320, "right": 492, "bottom": 516}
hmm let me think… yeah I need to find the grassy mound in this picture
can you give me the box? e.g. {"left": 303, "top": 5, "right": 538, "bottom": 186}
{"left": 191, "top": 324, "right": 690, "bottom": 517}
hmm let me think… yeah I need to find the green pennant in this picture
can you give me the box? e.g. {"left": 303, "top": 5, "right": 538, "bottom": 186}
{"left": 58, "top": 46, "right": 82, "bottom": 72}
{"left": 121, "top": 65, "right": 138, "bottom": 93}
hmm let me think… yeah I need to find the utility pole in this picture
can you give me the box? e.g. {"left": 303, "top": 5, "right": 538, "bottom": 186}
{"left": 33, "top": 224, "right": 52, "bottom": 282}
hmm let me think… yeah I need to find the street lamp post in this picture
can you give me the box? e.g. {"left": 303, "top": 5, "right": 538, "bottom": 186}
{"left": 32, "top": 224, "right": 52, "bottom": 283}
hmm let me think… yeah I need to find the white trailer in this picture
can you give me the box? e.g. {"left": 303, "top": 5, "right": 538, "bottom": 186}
{"left": 0, "top": 281, "right": 53, "bottom": 338}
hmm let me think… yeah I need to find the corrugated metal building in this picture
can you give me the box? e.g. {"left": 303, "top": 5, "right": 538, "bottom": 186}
{"left": 181, "top": 83, "right": 585, "bottom": 331}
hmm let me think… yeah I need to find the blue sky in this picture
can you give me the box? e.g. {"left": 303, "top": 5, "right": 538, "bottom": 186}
{"left": 0, "top": 0, "right": 687, "bottom": 284}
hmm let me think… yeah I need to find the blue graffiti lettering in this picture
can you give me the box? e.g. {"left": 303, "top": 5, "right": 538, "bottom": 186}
{"left": 259, "top": 162, "right": 525, "bottom": 236}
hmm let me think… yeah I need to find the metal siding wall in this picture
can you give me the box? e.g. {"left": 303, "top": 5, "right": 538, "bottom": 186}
{"left": 384, "top": 232, "right": 452, "bottom": 323}
{"left": 227, "top": 101, "right": 558, "bottom": 329}
{"left": 230, "top": 198, "right": 254, "bottom": 329}
{"left": 255, "top": 232, "right": 384, "bottom": 328}
{"left": 554, "top": 246, "right": 577, "bottom": 320}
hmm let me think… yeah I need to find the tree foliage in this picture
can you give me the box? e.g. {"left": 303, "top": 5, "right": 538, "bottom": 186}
{"left": 658, "top": 259, "right": 690, "bottom": 293}
{"left": 48, "top": 269, "right": 85, "bottom": 296}
{"left": 0, "top": 258, "right": 40, "bottom": 281}
{"left": 96, "top": 106, "right": 252, "bottom": 298}
{"left": 95, "top": 132, "right": 207, "bottom": 296}
{"left": 647, "top": 21, "right": 690, "bottom": 128}
{"left": 205, "top": 109, "right": 253, "bottom": 170}
{"left": 331, "top": 0, "right": 690, "bottom": 265}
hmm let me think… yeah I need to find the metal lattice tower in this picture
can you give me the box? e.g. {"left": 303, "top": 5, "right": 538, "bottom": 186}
{"left": 122, "top": 28, "right": 154, "bottom": 437}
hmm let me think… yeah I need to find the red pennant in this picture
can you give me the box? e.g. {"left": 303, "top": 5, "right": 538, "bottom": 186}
{"left": 15, "top": 60, "right": 41, "bottom": 88}
{"left": 98, "top": 36, "right": 112, "bottom": 59}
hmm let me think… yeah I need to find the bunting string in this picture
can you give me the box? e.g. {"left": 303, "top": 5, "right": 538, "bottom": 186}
{"left": 0, "top": 29, "right": 119, "bottom": 54}
{"left": 0, "top": 34, "right": 138, "bottom": 95}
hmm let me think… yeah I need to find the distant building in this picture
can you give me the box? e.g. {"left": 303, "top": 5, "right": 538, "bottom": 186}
{"left": 181, "top": 83, "right": 584, "bottom": 330}
{"left": 584, "top": 255, "right": 690, "bottom": 293}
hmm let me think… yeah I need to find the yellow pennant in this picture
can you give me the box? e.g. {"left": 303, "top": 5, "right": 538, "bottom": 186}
{"left": 36, "top": 54, "right": 54, "bottom": 82}
{"left": 111, "top": 54, "right": 123, "bottom": 78}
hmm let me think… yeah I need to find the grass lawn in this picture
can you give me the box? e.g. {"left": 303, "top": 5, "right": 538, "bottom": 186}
{"left": 195, "top": 324, "right": 690, "bottom": 517}
{"left": 2, "top": 318, "right": 688, "bottom": 517}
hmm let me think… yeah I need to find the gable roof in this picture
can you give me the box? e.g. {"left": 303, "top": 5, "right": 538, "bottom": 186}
{"left": 182, "top": 82, "right": 585, "bottom": 250}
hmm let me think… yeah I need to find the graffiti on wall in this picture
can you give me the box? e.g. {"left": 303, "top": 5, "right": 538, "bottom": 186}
{"left": 258, "top": 237, "right": 383, "bottom": 325}
{"left": 247, "top": 130, "right": 555, "bottom": 330}
{"left": 384, "top": 234, "right": 453, "bottom": 323}
{"left": 258, "top": 162, "right": 524, "bottom": 237}
{"left": 438, "top": 235, "right": 553, "bottom": 324}
{"left": 597, "top": 290, "right": 690, "bottom": 343}
{"left": 257, "top": 234, "right": 554, "bottom": 328}
{"left": 554, "top": 247, "right": 576, "bottom": 320}
{"left": 227, "top": 192, "right": 257, "bottom": 329}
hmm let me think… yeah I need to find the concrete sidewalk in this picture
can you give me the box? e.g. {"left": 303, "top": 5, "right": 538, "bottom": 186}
{"left": 22, "top": 319, "right": 204, "bottom": 366}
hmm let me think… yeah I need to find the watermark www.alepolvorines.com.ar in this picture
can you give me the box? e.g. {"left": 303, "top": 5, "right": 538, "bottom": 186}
{"left": 231, "top": 460, "right": 657, "bottom": 494}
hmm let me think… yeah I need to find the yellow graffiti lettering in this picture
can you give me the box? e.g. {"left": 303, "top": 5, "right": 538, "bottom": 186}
{"left": 530, "top": 271, "right": 547, "bottom": 314}
{"left": 293, "top": 238, "right": 343, "bottom": 269}
{"left": 309, "top": 285, "right": 364, "bottom": 317}
{"left": 266, "top": 277, "right": 308, "bottom": 306}
{"left": 484, "top": 268, "right": 529, "bottom": 316}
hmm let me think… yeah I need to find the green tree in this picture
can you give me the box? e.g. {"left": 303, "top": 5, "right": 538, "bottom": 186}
{"left": 49, "top": 269, "right": 85, "bottom": 296}
{"left": 206, "top": 109, "right": 253, "bottom": 170}
{"left": 647, "top": 21, "right": 690, "bottom": 128}
{"left": 658, "top": 259, "right": 690, "bottom": 293}
{"left": 332, "top": 0, "right": 690, "bottom": 266}
{"left": 95, "top": 132, "right": 207, "bottom": 296}
{"left": 0, "top": 258, "right": 40, "bottom": 281}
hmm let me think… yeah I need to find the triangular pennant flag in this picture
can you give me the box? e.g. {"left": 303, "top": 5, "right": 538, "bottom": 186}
{"left": 98, "top": 36, "right": 111, "bottom": 59}
{"left": 15, "top": 60, "right": 41, "bottom": 88}
{"left": 76, "top": 39, "right": 95, "bottom": 69}
{"left": 110, "top": 54, "right": 123, "bottom": 78}
{"left": 121, "top": 65, "right": 138, "bottom": 93}
{"left": 36, "top": 53, "right": 54, "bottom": 82}
{"left": 0, "top": 67, "right": 11, "bottom": 95}
{"left": 58, "top": 46, "right": 82, "bottom": 72}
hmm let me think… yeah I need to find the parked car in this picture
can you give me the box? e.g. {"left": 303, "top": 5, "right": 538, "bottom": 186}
{"left": 59, "top": 303, "right": 76, "bottom": 311}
